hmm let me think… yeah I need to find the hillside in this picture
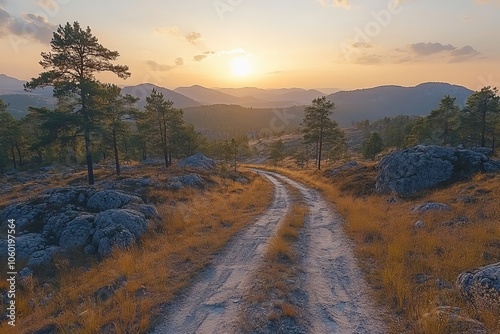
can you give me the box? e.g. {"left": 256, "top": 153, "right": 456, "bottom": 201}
{"left": 329, "top": 82, "right": 473, "bottom": 126}
{"left": 121, "top": 83, "right": 200, "bottom": 109}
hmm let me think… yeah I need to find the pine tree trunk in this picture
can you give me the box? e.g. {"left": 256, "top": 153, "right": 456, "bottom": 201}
{"left": 84, "top": 126, "right": 95, "bottom": 185}
{"left": 16, "top": 143, "right": 22, "bottom": 167}
{"left": 10, "top": 142, "right": 16, "bottom": 169}
{"left": 113, "top": 129, "right": 120, "bottom": 176}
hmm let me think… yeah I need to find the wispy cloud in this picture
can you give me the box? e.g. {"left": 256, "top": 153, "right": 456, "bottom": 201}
{"left": 156, "top": 26, "right": 202, "bottom": 45}
{"left": 409, "top": 42, "right": 455, "bottom": 56}
{"left": 193, "top": 48, "right": 253, "bottom": 63}
{"left": 175, "top": 57, "right": 184, "bottom": 66}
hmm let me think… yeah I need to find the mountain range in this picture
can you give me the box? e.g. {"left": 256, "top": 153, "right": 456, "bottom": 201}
{"left": 1, "top": 73, "right": 474, "bottom": 129}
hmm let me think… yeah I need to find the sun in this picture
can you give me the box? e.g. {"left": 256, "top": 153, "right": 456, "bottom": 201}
{"left": 231, "top": 57, "right": 252, "bottom": 77}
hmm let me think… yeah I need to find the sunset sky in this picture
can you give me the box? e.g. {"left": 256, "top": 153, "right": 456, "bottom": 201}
{"left": 0, "top": 0, "right": 499, "bottom": 91}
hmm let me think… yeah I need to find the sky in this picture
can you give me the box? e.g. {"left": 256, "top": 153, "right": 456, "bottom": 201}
{"left": 0, "top": 0, "right": 499, "bottom": 91}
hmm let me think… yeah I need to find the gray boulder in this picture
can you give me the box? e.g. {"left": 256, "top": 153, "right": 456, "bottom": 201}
{"left": 324, "top": 161, "right": 360, "bottom": 177}
{"left": 413, "top": 202, "right": 451, "bottom": 212}
{"left": 167, "top": 174, "right": 206, "bottom": 190}
{"left": 43, "top": 187, "right": 95, "bottom": 206}
{"left": 12, "top": 233, "right": 48, "bottom": 262}
{"left": 376, "top": 145, "right": 500, "bottom": 196}
{"left": 92, "top": 209, "right": 148, "bottom": 257}
{"left": 27, "top": 246, "right": 61, "bottom": 267}
{"left": 59, "top": 216, "right": 94, "bottom": 249}
{"left": 0, "top": 203, "right": 47, "bottom": 231}
{"left": 177, "top": 153, "right": 216, "bottom": 170}
{"left": 457, "top": 262, "right": 500, "bottom": 307}
{"left": 87, "top": 190, "right": 143, "bottom": 212}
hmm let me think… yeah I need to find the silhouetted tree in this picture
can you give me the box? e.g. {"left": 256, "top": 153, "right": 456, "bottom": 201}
{"left": 302, "top": 96, "right": 339, "bottom": 170}
{"left": 25, "top": 21, "right": 130, "bottom": 184}
{"left": 269, "top": 139, "right": 286, "bottom": 166}
{"left": 428, "top": 95, "right": 460, "bottom": 146}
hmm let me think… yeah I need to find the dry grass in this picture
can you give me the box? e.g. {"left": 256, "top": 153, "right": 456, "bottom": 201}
{"left": 248, "top": 164, "right": 500, "bottom": 334}
{"left": 240, "top": 184, "right": 308, "bottom": 332}
{"left": 0, "top": 168, "right": 274, "bottom": 333}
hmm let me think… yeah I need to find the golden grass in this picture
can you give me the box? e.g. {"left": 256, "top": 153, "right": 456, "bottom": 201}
{"left": 0, "top": 169, "right": 274, "bottom": 333}
{"left": 247, "top": 164, "right": 500, "bottom": 334}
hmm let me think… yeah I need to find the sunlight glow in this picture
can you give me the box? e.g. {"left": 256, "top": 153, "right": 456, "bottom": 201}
{"left": 231, "top": 57, "right": 252, "bottom": 77}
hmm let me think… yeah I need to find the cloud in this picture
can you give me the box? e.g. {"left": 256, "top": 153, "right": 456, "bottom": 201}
{"left": 0, "top": 7, "right": 56, "bottom": 43}
{"left": 175, "top": 57, "right": 184, "bottom": 66}
{"left": 409, "top": 42, "right": 455, "bottom": 56}
{"left": 449, "top": 45, "right": 480, "bottom": 62}
{"left": 193, "top": 54, "right": 208, "bottom": 62}
{"left": 185, "top": 31, "right": 201, "bottom": 45}
{"left": 156, "top": 26, "right": 203, "bottom": 45}
{"left": 37, "top": 0, "right": 58, "bottom": 11}
{"left": 146, "top": 60, "right": 173, "bottom": 72}
{"left": 315, "top": 0, "right": 350, "bottom": 8}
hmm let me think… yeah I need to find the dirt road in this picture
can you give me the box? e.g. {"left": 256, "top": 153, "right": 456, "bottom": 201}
{"left": 150, "top": 170, "right": 386, "bottom": 334}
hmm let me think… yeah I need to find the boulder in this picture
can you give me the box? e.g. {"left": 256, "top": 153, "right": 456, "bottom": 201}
{"left": 0, "top": 186, "right": 159, "bottom": 271}
{"left": 457, "top": 262, "right": 500, "bottom": 308}
{"left": 177, "top": 153, "right": 216, "bottom": 170}
{"left": 59, "top": 216, "right": 94, "bottom": 249}
{"left": 87, "top": 190, "right": 143, "bottom": 212}
{"left": 413, "top": 202, "right": 451, "bottom": 212}
{"left": 167, "top": 174, "right": 206, "bottom": 190}
{"left": 92, "top": 209, "right": 148, "bottom": 257}
{"left": 376, "top": 145, "right": 500, "bottom": 196}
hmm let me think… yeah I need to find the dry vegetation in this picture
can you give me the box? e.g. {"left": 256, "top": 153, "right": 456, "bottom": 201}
{"left": 251, "top": 163, "right": 500, "bottom": 334}
{"left": 0, "top": 165, "right": 274, "bottom": 333}
{"left": 239, "top": 184, "right": 308, "bottom": 333}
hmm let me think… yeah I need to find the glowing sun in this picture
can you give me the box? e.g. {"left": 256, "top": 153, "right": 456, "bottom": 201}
{"left": 231, "top": 57, "right": 252, "bottom": 77}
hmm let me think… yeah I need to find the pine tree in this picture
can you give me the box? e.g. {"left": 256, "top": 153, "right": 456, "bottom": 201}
{"left": 25, "top": 21, "right": 130, "bottom": 184}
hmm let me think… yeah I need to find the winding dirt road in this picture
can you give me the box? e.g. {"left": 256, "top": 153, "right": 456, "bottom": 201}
{"left": 150, "top": 170, "right": 386, "bottom": 334}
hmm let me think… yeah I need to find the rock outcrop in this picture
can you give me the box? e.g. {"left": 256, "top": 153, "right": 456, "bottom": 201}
{"left": 167, "top": 174, "right": 206, "bottom": 190}
{"left": 376, "top": 145, "right": 500, "bottom": 196}
{"left": 0, "top": 187, "right": 160, "bottom": 272}
{"left": 177, "top": 153, "right": 216, "bottom": 171}
{"left": 457, "top": 262, "right": 500, "bottom": 308}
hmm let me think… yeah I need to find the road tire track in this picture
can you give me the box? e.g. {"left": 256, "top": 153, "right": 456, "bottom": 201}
{"left": 149, "top": 172, "right": 291, "bottom": 334}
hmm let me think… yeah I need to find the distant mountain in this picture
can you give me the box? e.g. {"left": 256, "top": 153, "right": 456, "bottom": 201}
{"left": 0, "top": 74, "right": 26, "bottom": 94}
{"left": 328, "top": 82, "right": 473, "bottom": 127}
{"left": 121, "top": 83, "right": 200, "bottom": 109}
{"left": 0, "top": 74, "right": 55, "bottom": 119}
{"left": 216, "top": 87, "right": 326, "bottom": 105}
{"left": 175, "top": 85, "right": 307, "bottom": 108}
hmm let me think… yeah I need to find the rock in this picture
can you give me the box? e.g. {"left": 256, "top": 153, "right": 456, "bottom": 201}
{"left": 30, "top": 323, "right": 58, "bottom": 334}
{"left": 413, "top": 273, "right": 431, "bottom": 284}
{"left": 376, "top": 145, "right": 500, "bottom": 196}
{"left": 435, "top": 278, "right": 452, "bottom": 290}
{"left": 421, "top": 306, "right": 487, "bottom": 334}
{"left": 8, "top": 233, "right": 48, "bottom": 262}
{"left": 324, "top": 161, "right": 360, "bottom": 177}
{"left": 414, "top": 220, "right": 425, "bottom": 228}
{"left": 19, "top": 267, "right": 33, "bottom": 281}
{"left": 0, "top": 203, "right": 47, "bottom": 231}
{"left": 87, "top": 190, "right": 143, "bottom": 212}
{"left": 177, "top": 153, "right": 216, "bottom": 170}
{"left": 59, "top": 216, "right": 94, "bottom": 249}
{"left": 0, "top": 186, "right": 159, "bottom": 272}
{"left": 92, "top": 209, "right": 148, "bottom": 257}
{"left": 43, "top": 187, "right": 95, "bottom": 206}
{"left": 167, "top": 174, "right": 206, "bottom": 190}
{"left": 457, "top": 262, "right": 500, "bottom": 308}
{"left": 413, "top": 202, "right": 451, "bottom": 212}
{"left": 140, "top": 158, "right": 164, "bottom": 165}
{"left": 27, "top": 246, "right": 61, "bottom": 267}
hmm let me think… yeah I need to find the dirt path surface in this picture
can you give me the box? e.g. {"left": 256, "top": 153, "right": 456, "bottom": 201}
{"left": 268, "top": 171, "right": 386, "bottom": 334}
{"left": 150, "top": 170, "right": 386, "bottom": 334}
{"left": 149, "top": 172, "right": 291, "bottom": 334}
